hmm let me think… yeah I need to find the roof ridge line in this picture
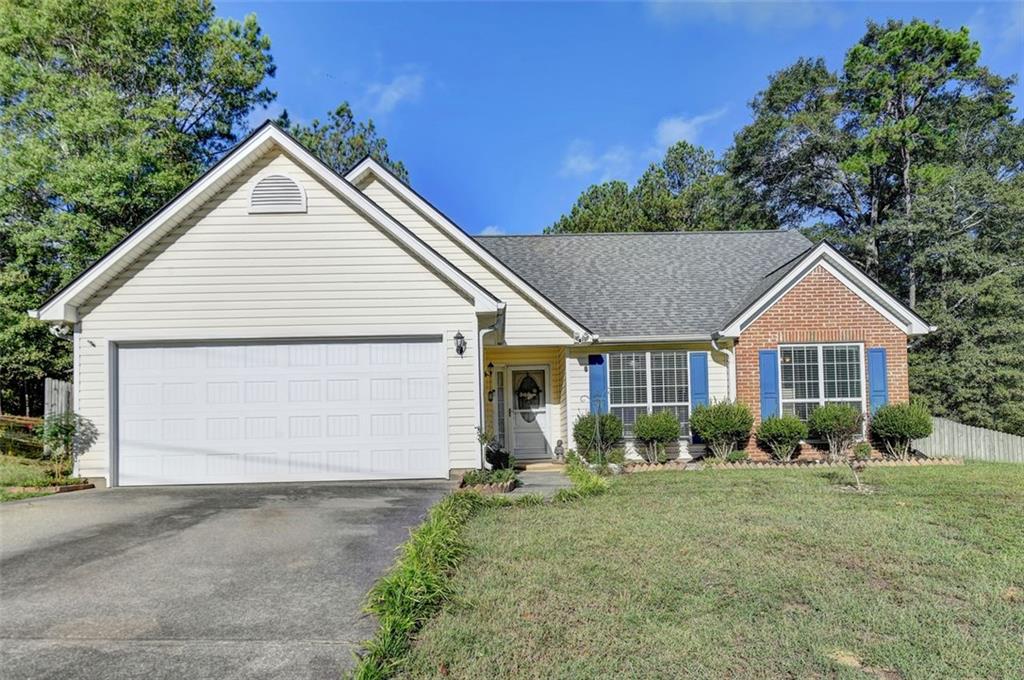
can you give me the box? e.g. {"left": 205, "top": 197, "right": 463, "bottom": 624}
{"left": 474, "top": 229, "right": 796, "bottom": 238}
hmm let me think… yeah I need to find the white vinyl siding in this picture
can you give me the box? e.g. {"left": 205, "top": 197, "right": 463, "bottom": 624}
{"left": 780, "top": 344, "right": 865, "bottom": 422}
{"left": 76, "top": 149, "right": 480, "bottom": 483}
{"left": 358, "top": 176, "right": 574, "bottom": 346}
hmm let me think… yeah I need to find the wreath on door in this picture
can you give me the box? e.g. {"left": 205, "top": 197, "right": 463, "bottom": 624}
{"left": 515, "top": 373, "right": 541, "bottom": 423}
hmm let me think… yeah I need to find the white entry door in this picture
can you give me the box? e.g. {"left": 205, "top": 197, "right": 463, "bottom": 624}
{"left": 509, "top": 367, "right": 550, "bottom": 460}
{"left": 116, "top": 339, "right": 446, "bottom": 486}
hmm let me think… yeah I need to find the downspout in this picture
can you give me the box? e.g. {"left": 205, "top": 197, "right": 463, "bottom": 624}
{"left": 476, "top": 305, "right": 506, "bottom": 469}
{"left": 711, "top": 332, "right": 736, "bottom": 402}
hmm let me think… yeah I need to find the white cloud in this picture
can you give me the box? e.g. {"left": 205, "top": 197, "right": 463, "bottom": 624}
{"left": 647, "top": 0, "right": 843, "bottom": 32}
{"left": 367, "top": 72, "right": 424, "bottom": 114}
{"left": 560, "top": 140, "right": 632, "bottom": 181}
{"left": 654, "top": 108, "right": 728, "bottom": 149}
{"left": 970, "top": 4, "right": 1024, "bottom": 55}
{"left": 479, "top": 225, "right": 506, "bottom": 236}
{"left": 559, "top": 106, "right": 728, "bottom": 182}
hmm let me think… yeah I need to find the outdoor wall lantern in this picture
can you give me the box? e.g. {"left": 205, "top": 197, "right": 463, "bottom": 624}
{"left": 486, "top": 362, "right": 494, "bottom": 377}
{"left": 454, "top": 331, "right": 466, "bottom": 356}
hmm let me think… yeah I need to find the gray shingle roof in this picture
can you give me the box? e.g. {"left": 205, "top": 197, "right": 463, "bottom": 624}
{"left": 475, "top": 230, "right": 813, "bottom": 339}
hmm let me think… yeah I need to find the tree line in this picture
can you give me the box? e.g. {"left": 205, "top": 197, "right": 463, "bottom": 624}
{"left": 1, "top": 6, "right": 1020, "bottom": 436}
{"left": 0, "top": 0, "right": 404, "bottom": 415}
{"left": 549, "top": 20, "right": 1023, "bottom": 436}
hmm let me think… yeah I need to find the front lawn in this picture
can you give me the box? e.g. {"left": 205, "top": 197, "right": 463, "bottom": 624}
{"left": 0, "top": 455, "right": 63, "bottom": 501}
{"left": 405, "top": 463, "right": 1024, "bottom": 678}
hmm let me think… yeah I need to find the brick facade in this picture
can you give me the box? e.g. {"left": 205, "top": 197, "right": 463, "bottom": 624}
{"left": 734, "top": 265, "right": 910, "bottom": 461}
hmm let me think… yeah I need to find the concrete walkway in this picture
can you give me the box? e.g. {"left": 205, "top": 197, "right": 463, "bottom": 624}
{"left": 511, "top": 469, "right": 571, "bottom": 498}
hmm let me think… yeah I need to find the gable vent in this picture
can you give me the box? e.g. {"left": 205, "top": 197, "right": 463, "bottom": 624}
{"left": 249, "top": 174, "right": 307, "bottom": 214}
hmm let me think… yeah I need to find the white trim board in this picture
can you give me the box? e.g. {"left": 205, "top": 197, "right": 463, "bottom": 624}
{"left": 346, "top": 156, "right": 593, "bottom": 340}
{"left": 33, "top": 122, "right": 501, "bottom": 324}
{"left": 718, "top": 242, "right": 934, "bottom": 338}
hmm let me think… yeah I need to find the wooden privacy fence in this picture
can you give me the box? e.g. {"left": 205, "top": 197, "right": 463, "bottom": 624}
{"left": 44, "top": 378, "right": 73, "bottom": 418}
{"left": 914, "top": 417, "right": 1024, "bottom": 463}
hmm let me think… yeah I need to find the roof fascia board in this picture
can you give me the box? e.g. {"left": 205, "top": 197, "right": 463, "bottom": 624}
{"left": 268, "top": 131, "right": 500, "bottom": 313}
{"left": 718, "top": 242, "right": 933, "bottom": 337}
{"left": 36, "top": 124, "right": 499, "bottom": 322}
{"left": 346, "top": 157, "right": 591, "bottom": 336}
{"left": 35, "top": 129, "right": 276, "bottom": 322}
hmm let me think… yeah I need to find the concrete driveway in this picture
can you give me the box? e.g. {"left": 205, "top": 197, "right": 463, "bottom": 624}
{"left": 0, "top": 481, "right": 450, "bottom": 679}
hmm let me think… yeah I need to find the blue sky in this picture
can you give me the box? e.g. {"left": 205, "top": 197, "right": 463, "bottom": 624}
{"left": 219, "top": 1, "right": 1023, "bottom": 236}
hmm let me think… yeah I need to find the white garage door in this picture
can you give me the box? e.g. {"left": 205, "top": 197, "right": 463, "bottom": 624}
{"left": 116, "top": 339, "right": 446, "bottom": 486}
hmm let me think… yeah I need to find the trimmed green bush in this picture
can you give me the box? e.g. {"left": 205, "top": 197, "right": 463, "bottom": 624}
{"left": 572, "top": 413, "right": 624, "bottom": 463}
{"left": 808, "top": 404, "right": 864, "bottom": 462}
{"left": 690, "top": 401, "right": 754, "bottom": 460}
{"left": 871, "top": 403, "right": 932, "bottom": 460}
{"left": 633, "top": 410, "right": 681, "bottom": 464}
{"left": 756, "top": 416, "right": 809, "bottom": 461}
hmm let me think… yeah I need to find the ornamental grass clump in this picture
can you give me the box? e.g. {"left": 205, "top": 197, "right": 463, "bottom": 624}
{"left": 871, "top": 402, "right": 932, "bottom": 460}
{"left": 690, "top": 401, "right": 754, "bottom": 461}
{"left": 355, "top": 491, "right": 488, "bottom": 679}
{"left": 756, "top": 415, "right": 809, "bottom": 461}
{"left": 808, "top": 404, "right": 864, "bottom": 463}
{"left": 632, "top": 410, "right": 681, "bottom": 464}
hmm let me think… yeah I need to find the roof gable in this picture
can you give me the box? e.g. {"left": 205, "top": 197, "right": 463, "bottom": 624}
{"left": 718, "top": 241, "right": 934, "bottom": 337}
{"left": 346, "top": 157, "right": 592, "bottom": 341}
{"left": 33, "top": 122, "right": 500, "bottom": 323}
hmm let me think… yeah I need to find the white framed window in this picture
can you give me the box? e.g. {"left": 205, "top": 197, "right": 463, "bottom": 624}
{"left": 779, "top": 343, "right": 865, "bottom": 423}
{"left": 608, "top": 350, "right": 690, "bottom": 438}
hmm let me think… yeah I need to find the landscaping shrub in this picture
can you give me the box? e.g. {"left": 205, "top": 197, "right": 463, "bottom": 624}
{"left": 871, "top": 402, "right": 932, "bottom": 460}
{"left": 572, "top": 413, "right": 624, "bottom": 463}
{"left": 39, "top": 413, "right": 96, "bottom": 482}
{"left": 690, "top": 402, "right": 754, "bottom": 461}
{"left": 605, "top": 448, "right": 626, "bottom": 465}
{"left": 756, "top": 416, "right": 808, "bottom": 461}
{"left": 461, "top": 467, "right": 517, "bottom": 487}
{"left": 632, "top": 410, "right": 680, "bottom": 463}
{"left": 808, "top": 404, "right": 863, "bottom": 463}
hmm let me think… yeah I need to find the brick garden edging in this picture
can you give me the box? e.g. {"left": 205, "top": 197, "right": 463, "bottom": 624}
{"left": 4, "top": 482, "right": 95, "bottom": 494}
{"left": 458, "top": 479, "right": 518, "bottom": 494}
{"left": 624, "top": 458, "right": 963, "bottom": 473}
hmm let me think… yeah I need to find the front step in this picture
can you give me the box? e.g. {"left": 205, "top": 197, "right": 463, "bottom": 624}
{"left": 518, "top": 461, "right": 566, "bottom": 472}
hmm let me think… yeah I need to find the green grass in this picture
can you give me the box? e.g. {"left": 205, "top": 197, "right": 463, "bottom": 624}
{"left": 404, "top": 463, "right": 1024, "bottom": 679}
{"left": 0, "top": 454, "right": 72, "bottom": 502}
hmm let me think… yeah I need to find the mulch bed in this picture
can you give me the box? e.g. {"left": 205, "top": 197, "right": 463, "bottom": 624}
{"left": 625, "top": 458, "right": 962, "bottom": 472}
{"left": 4, "top": 482, "right": 95, "bottom": 494}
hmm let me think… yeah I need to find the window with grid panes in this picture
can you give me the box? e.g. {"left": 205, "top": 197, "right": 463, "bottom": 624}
{"left": 608, "top": 350, "right": 690, "bottom": 438}
{"left": 780, "top": 344, "right": 863, "bottom": 422}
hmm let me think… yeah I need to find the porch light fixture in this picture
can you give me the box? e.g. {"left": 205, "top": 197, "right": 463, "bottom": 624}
{"left": 454, "top": 331, "right": 466, "bottom": 356}
{"left": 486, "top": 362, "right": 494, "bottom": 377}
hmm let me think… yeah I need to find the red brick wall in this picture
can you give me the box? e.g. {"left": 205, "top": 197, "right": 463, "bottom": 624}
{"left": 735, "top": 265, "right": 909, "bottom": 461}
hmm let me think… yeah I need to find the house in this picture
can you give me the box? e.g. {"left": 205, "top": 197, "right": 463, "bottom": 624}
{"left": 30, "top": 121, "right": 933, "bottom": 486}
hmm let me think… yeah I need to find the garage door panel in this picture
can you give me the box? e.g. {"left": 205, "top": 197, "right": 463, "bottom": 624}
{"left": 117, "top": 340, "right": 445, "bottom": 486}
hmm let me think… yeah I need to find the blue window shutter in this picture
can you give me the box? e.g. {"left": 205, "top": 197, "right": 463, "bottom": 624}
{"left": 588, "top": 354, "right": 608, "bottom": 414}
{"left": 759, "top": 349, "right": 780, "bottom": 420}
{"left": 689, "top": 352, "right": 710, "bottom": 408}
{"left": 868, "top": 348, "right": 889, "bottom": 414}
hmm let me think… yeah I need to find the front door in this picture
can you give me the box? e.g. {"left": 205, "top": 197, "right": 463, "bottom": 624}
{"left": 509, "top": 367, "right": 550, "bottom": 460}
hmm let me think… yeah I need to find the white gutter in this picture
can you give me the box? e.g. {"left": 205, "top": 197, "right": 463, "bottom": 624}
{"left": 711, "top": 333, "right": 737, "bottom": 402}
{"left": 597, "top": 334, "right": 708, "bottom": 344}
{"left": 476, "top": 305, "right": 506, "bottom": 469}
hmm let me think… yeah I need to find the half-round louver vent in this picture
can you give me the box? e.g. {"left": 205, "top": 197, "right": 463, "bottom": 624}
{"left": 249, "top": 174, "right": 307, "bottom": 213}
